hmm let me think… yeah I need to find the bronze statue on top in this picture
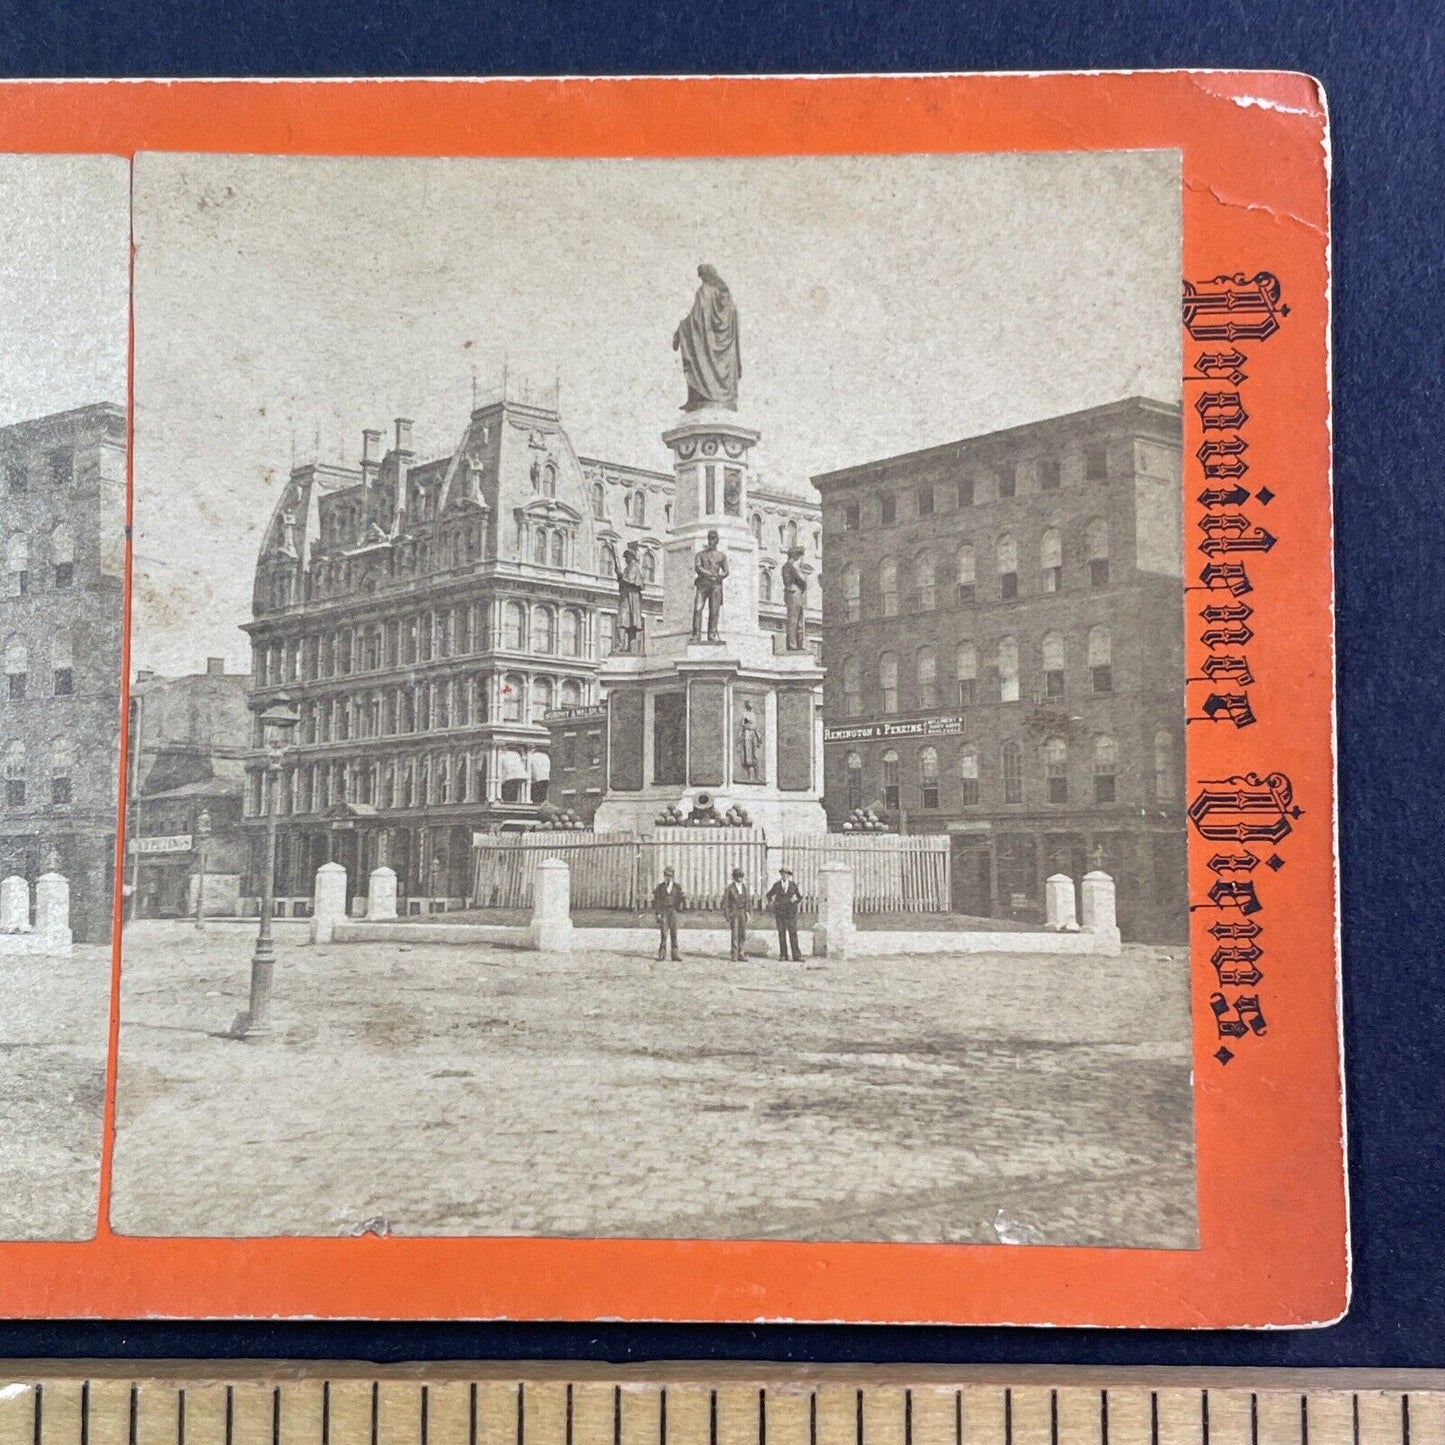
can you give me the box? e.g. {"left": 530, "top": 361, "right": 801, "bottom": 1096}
{"left": 673, "top": 264, "right": 741, "bottom": 412}
{"left": 782, "top": 545, "right": 809, "bottom": 652}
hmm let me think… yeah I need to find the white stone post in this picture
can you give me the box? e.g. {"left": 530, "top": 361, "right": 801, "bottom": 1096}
{"left": 1081, "top": 870, "right": 1122, "bottom": 956}
{"left": 367, "top": 865, "right": 399, "bottom": 921}
{"left": 812, "top": 861, "right": 857, "bottom": 960}
{"left": 527, "top": 857, "right": 574, "bottom": 953}
{"left": 310, "top": 861, "right": 348, "bottom": 944}
{"left": 35, "top": 872, "right": 72, "bottom": 952}
{"left": 0, "top": 876, "right": 31, "bottom": 933}
{"left": 1045, "top": 873, "right": 1079, "bottom": 931}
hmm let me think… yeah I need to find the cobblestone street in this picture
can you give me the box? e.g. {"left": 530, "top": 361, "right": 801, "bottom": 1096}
{"left": 0, "top": 946, "right": 111, "bottom": 1240}
{"left": 111, "top": 920, "right": 1196, "bottom": 1246}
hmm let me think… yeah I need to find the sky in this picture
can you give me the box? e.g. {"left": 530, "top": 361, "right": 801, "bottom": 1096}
{"left": 0, "top": 155, "right": 129, "bottom": 426}
{"left": 130, "top": 150, "right": 1180, "bottom": 675}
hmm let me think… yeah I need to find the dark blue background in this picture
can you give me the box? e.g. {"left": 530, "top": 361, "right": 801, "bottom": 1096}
{"left": 1, "top": 0, "right": 1440, "bottom": 1369}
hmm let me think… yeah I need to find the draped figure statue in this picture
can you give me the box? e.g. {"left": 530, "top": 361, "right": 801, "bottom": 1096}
{"left": 672, "top": 264, "right": 741, "bottom": 411}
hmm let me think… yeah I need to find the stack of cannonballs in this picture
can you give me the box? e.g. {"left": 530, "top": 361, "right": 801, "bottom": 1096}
{"left": 719, "top": 802, "right": 753, "bottom": 827}
{"left": 533, "top": 804, "right": 589, "bottom": 831}
{"left": 841, "top": 806, "right": 891, "bottom": 832}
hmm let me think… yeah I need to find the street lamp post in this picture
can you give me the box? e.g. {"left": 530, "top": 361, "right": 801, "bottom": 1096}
{"left": 193, "top": 807, "right": 212, "bottom": 931}
{"left": 230, "top": 693, "right": 299, "bottom": 1041}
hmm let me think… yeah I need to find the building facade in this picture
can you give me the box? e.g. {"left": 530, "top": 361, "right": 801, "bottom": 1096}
{"left": 244, "top": 390, "right": 820, "bottom": 908}
{"left": 542, "top": 704, "right": 609, "bottom": 824}
{"left": 0, "top": 403, "right": 125, "bottom": 944}
{"left": 128, "top": 659, "right": 251, "bottom": 918}
{"left": 814, "top": 397, "right": 1186, "bottom": 943}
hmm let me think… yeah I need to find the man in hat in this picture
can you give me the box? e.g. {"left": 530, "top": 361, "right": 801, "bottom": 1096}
{"left": 765, "top": 865, "right": 805, "bottom": 960}
{"left": 722, "top": 866, "right": 750, "bottom": 960}
{"left": 652, "top": 865, "right": 685, "bottom": 961}
{"left": 691, "top": 529, "right": 729, "bottom": 642}
{"left": 782, "top": 544, "right": 809, "bottom": 652}
{"left": 614, "top": 542, "right": 645, "bottom": 654}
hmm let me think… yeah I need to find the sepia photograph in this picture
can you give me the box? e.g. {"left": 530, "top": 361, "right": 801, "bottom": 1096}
{"left": 0, "top": 153, "right": 128, "bottom": 1239}
{"left": 111, "top": 148, "right": 1192, "bottom": 1247}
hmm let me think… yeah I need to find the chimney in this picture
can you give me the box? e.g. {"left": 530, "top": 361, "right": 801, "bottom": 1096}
{"left": 206, "top": 657, "right": 226, "bottom": 676}
{"left": 135, "top": 669, "right": 156, "bottom": 684}
{"left": 394, "top": 418, "right": 414, "bottom": 456}
{"left": 361, "top": 428, "right": 383, "bottom": 474}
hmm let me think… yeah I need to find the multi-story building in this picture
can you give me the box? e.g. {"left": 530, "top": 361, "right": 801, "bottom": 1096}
{"left": 128, "top": 659, "right": 251, "bottom": 918}
{"left": 542, "top": 704, "right": 609, "bottom": 825}
{"left": 244, "top": 388, "right": 820, "bottom": 908}
{"left": 813, "top": 397, "right": 1186, "bottom": 943}
{"left": 0, "top": 403, "right": 125, "bottom": 944}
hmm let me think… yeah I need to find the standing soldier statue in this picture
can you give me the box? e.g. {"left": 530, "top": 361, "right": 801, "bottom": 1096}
{"left": 782, "top": 544, "right": 809, "bottom": 652}
{"left": 691, "top": 529, "right": 729, "bottom": 642}
{"left": 614, "top": 541, "right": 645, "bottom": 653}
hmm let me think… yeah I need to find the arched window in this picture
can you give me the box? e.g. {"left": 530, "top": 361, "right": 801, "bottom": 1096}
{"left": 559, "top": 678, "right": 583, "bottom": 709}
{"left": 499, "top": 747, "right": 527, "bottom": 802}
{"left": 1088, "top": 624, "right": 1113, "bottom": 692}
{"left": 641, "top": 549, "right": 657, "bottom": 584}
{"left": 1042, "top": 630, "right": 1066, "bottom": 699}
{"left": 759, "top": 567, "right": 774, "bottom": 603}
{"left": 919, "top": 745, "right": 940, "bottom": 808}
{"left": 879, "top": 652, "right": 899, "bottom": 713}
{"left": 959, "top": 746, "right": 980, "bottom": 805}
{"left": 559, "top": 609, "right": 580, "bottom": 657}
{"left": 1085, "top": 518, "right": 1110, "bottom": 587}
{"left": 3, "top": 739, "right": 25, "bottom": 806}
{"left": 5, "top": 535, "right": 28, "bottom": 598}
{"left": 1153, "top": 726, "right": 1177, "bottom": 803}
{"left": 879, "top": 557, "right": 898, "bottom": 617}
{"left": 52, "top": 630, "right": 73, "bottom": 696}
{"left": 786, "top": 519, "right": 799, "bottom": 551}
{"left": 841, "top": 656, "right": 861, "bottom": 715}
{"left": 628, "top": 491, "right": 646, "bottom": 526}
{"left": 881, "top": 748, "right": 901, "bottom": 810}
{"left": 530, "top": 676, "right": 554, "bottom": 724}
{"left": 4, "top": 637, "right": 27, "bottom": 700}
{"left": 534, "top": 605, "right": 557, "bottom": 654}
{"left": 501, "top": 674, "right": 524, "bottom": 723}
{"left": 914, "top": 552, "right": 936, "bottom": 611}
{"left": 1093, "top": 734, "right": 1118, "bottom": 803}
{"left": 842, "top": 563, "right": 861, "bottom": 622}
{"left": 600, "top": 541, "right": 617, "bottom": 577}
{"left": 533, "top": 528, "right": 549, "bottom": 564}
{"left": 997, "top": 636, "right": 1020, "bottom": 703}
{"left": 1001, "top": 740, "right": 1023, "bottom": 803}
{"left": 541, "top": 462, "right": 557, "bottom": 498}
{"left": 598, "top": 612, "right": 615, "bottom": 658}
{"left": 1040, "top": 527, "right": 1062, "bottom": 592}
{"left": 550, "top": 530, "right": 566, "bottom": 568}
{"left": 845, "top": 750, "right": 864, "bottom": 812}
{"left": 515, "top": 518, "right": 529, "bottom": 553}
{"left": 997, "top": 534, "right": 1019, "bottom": 600}
{"left": 955, "top": 541, "right": 977, "bottom": 603}
{"left": 916, "top": 646, "right": 937, "bottom": 708}
{"left": 1044, "top": 736, "right": 1069, "bottom": 803}
{"left": 750, "top": 513, "right": 763, "bottom": 546}
{"left": 503, "top": 601, "right": 527, "bottom": 651}
{"left": 956, "top": 641, "right": 978, "bottom": 706}
{"left": 51, "top": 523, "right": 75, "bottom": 588}
{"left": 591, "top": 481, "right": 606, "bottom": 519}
{"left": 777, "top": 522, "right": 787, "bottom": 549}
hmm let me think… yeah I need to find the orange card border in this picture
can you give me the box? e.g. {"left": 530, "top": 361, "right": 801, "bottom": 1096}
{"left": 0, "top": 72, "right": 1342, "bottom": 1327}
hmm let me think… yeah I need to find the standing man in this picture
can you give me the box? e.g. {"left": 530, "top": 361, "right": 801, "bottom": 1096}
{"left": 614, "top": 542, "right": 645, "bottom": 654}
{"left": 782, "top": 545, "right": 809, "bottom": 652}
{"left": 652, "top": 865, "right": 685, "bottom": 961}
{"left": 723, "top": 866, "right": 750, "bottom": 960}
{"left": 765, "top": 865, "right": 805, "bottom": 961}
{"left": 691, "top": 529, "right": 729, "bottom": 642}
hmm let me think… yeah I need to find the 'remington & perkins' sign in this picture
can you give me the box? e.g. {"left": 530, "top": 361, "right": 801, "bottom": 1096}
{"left": 823, "top": 715, "right": 966, "bottom": 743}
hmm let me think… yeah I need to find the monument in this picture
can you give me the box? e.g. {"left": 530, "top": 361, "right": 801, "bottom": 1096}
{"left": 592, "top": 267, "right": 826, "bottom": 837}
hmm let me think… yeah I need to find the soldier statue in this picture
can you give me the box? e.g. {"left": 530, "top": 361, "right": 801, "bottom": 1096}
{"left": 614, "top": 541, "right": 645, "bottom": 653}
{"left": 782, "top": 544, "right": 809, "bottom": 652}
{"left": 691, "top": 529, "right": 729, "bottom": 642}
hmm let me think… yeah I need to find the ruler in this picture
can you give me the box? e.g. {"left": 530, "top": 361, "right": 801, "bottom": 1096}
{"left": 1, "top": 1370, "right": 1443, "bottom": 1445}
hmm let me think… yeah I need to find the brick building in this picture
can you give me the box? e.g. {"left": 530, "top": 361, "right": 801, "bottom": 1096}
{"left": 128, "top": 659, "right": 251, "bottom": 918}
{"left": 244, "top": 388, "right": 819, "bottom": 908}
{"left": 0, "top": 403, "right": 125, "bottom": 944}
{"left": 813, "top": 397, "right": 1186, "bottom": 943}
{"left": 542, "top": 704, "right": 609, "bottom": 824}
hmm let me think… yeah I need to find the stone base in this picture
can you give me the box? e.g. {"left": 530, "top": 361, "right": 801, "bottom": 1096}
{"left": 527, "top": 920, "right": 574, "bottom": 953}
{"left": 0, "top": 929, "right": 72, "bottom": 958}
{"left": 594, "top": 789, "right": 826, "bottom": 838}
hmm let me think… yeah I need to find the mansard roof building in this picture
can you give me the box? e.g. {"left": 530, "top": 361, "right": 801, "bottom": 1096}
{"left": 244, "top": 390, "right": 820, "bottom": 909}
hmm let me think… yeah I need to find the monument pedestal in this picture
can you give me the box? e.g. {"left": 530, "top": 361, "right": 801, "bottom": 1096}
{"left": 594, "top": 408, "right": 826, "bottom": 837}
